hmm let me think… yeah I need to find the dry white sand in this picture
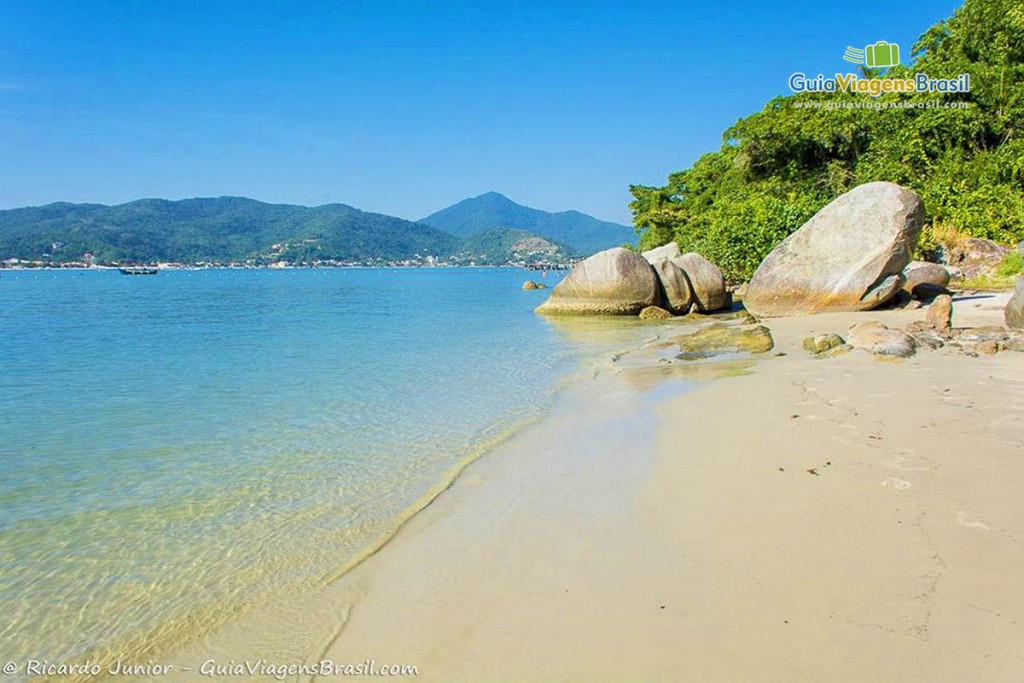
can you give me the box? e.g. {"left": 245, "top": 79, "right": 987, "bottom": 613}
{"left": 164, "top": 293, "right": 1024, "bottom": 682}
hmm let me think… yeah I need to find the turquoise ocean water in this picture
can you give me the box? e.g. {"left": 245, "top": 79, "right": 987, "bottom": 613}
{"left": 0, "top": 268, "right": 634, "bottom": 672}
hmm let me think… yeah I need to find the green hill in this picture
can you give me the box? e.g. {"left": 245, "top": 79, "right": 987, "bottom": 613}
{"left": 421, "top": 192, "right": 634, "bottom": 256}
{"left": 457, "top": 227, "right": 576, "bottom": 265}
{"left": 0, "top": 197, "right": 462, "bottom": 264}
{"left": 630, "top": 0, "right": 1024, "bottom": 280}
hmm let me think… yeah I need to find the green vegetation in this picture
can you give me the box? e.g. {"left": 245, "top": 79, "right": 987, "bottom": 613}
{"left": 630, "top": 0, "right": 1024, "bottom": 280}
{"left": 997, "top": 250, "right": 1024, "bottom": 277}
{"left": 457, "top": 227, "right": 576, "bottom": 264}
{"left": 421, "top": 191, "right": 633, "bottom": 256}
{"left": 0, "top": 198, "right": 462, "bottom": 264}
{"left": 962, "top": 250, "right": 1024, "bottom": 289}
{"left": 0, "top": 194, "right": 610, "bottom": 266}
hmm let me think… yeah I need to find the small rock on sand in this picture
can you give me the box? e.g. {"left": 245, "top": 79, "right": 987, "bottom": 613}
{"left": 925, "top": 294, "right": 953, "bottom": 333}
{"left": 1006, "top": 276, "right": 1024, "bottom": 329}
{"left": 802, "top": 333, "right": 849, "bottom": 357}
{"left": 674, "top": 323, "right": 775, "bottom": 360}
{"left": 976, "top": 340, "right": 1001, "bottom": 356}
{"left": 846, "top": 321, "right": 917, "bottom": 358}
{"left": 903, "top": 323, "right": 947, "bottom": 350}
{"left": 639, "top": 305, "right": 674, "bottom": 321}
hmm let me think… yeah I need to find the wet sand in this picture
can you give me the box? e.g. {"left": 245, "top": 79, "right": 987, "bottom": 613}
{"left": 166, "top": 293, "right": 1024, "bottom": 682}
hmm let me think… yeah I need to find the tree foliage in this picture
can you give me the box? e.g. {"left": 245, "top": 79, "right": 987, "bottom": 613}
{"left": 630, "top": 0, "right": 1024, "bottom": 279}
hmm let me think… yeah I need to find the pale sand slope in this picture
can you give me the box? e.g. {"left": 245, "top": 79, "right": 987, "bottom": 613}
{"left": 312, "top": 292, "right": 1024, "bottom": 683}
{"left": 161, "top": 293, "right": 1024, "bottom": 683}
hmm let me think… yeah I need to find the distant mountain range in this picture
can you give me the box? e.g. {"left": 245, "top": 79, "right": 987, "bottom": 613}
{"left": 421, "top": 192, "right": 633, "bottom": 256}
{"left": 0, "top": 193, "right": 633, "bottom": 266}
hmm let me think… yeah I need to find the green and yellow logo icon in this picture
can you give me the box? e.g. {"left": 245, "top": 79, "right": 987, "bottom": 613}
{"left": 844, "top": 41, "right": 900, "bottom": 68}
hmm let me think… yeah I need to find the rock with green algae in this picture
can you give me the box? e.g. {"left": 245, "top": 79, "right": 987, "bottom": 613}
{"left": 802, "top": 333, "right": 849, "bottom": 357}
{"left": 639, "top": 305, "right": 674, "bottom": 321}
{"left": 674, "top": 323, "right": 775, "bottom": 360}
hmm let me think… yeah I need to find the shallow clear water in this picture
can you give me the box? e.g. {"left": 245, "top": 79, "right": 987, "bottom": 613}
{"left": 0, "top": 268, "right": 638, "bottom": 670}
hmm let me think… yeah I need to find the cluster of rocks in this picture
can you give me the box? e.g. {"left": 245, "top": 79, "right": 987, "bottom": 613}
{"left": 803, "top": 293, "right": 1024, "bottom": 360}
{"left": 940, "top": 237, "right": 1013, "bottom": 280}
{"left": 533, "top": 179, "right": 1023, "bottom": 366}
{"left": 533, "top": 243, "right": 729, "bottom": 317}
{"left": 522, "top": 280, "right": 548, "bottom": 291}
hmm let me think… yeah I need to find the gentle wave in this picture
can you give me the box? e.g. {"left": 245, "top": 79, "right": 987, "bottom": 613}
{"left": 0, "top": 268, "right": 641, "bottom": 677}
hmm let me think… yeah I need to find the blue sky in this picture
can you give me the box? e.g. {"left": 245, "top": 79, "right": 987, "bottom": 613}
{"left": 1, "top": 1, "right": 960, "bottom": 223}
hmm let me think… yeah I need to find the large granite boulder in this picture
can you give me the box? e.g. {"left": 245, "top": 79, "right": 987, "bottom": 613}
{"left": 535, "top": 247, "right": 660, "bottom": 316}
{"left": 1007, "top": 277, "right": 1024, "bottom": 329}
{"left": 902, "top": 261, "right": 951, "bottom": 299}
{"left": 677, "top": 252, "right": 728, "bottom": 312}
{"left": 744, "top": 182, "right": 923, "bottom": 317}
{"left": 650, "top": 258, "right": 694, "bottom": 314}
{"left": 642, "top": 242, "right": 681, "bottom": 264}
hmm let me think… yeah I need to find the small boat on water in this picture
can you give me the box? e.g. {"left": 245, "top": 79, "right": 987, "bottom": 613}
{"left": 118, "top": 266, "right": 159, "bottom": 275}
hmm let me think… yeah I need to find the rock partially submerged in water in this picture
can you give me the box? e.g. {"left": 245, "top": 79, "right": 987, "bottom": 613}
{"left": 1007, "top": 276, "right": 1024, "bottom": 329}
{"left": 674, "top": 323, "right": 775, "bottom": 360}
{"left": 744, "top": 182, "right": 923, "bottom": 317}
{"left": 639, "top": 305, "right": 674, "bottom": 321}
{"left": 536, "top": 246, "right": 731, "bottom": 316}
{"left": 535, "top": 247, "right": 660, "bottom": 316}
{"left": 846, "top": 321, "right": 917, "bottom": 358}
{"left": 522, "top": 280, "right": 547, "bottom": 290}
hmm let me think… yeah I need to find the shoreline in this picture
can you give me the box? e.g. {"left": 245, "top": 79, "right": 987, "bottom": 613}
{"left": 161, "top": 294, "right": 1024, "bottom": 682}
{"left": 2, "top": 268, "right": 637, "bottom": 682}
{"left": 130, "top": 318, "right": 665, "bottom": 681}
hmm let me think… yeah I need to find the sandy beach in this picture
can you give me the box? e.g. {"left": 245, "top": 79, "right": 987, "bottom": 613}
{"left": 162, "top": 292, "right": 1024, "bottom": 683}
